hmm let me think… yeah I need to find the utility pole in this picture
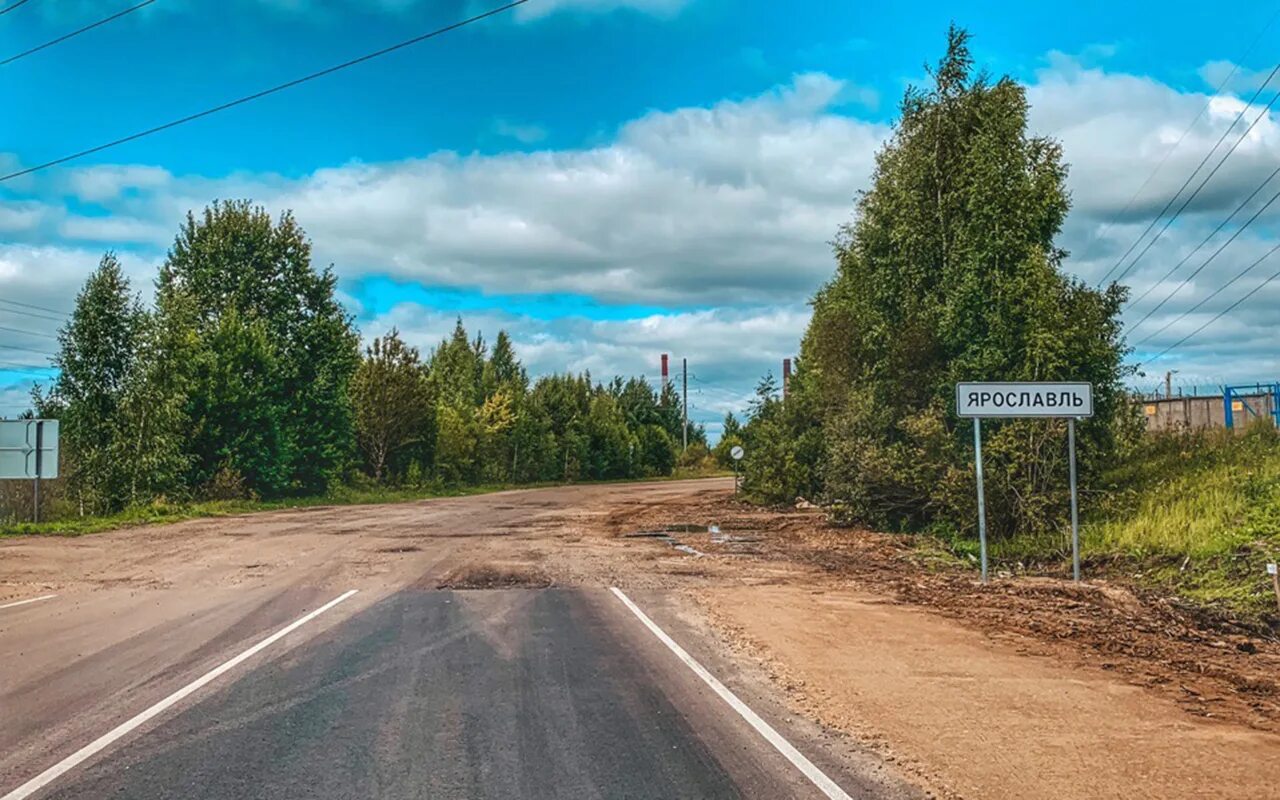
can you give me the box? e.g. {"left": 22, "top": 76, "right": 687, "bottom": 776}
{"left": 1165, "top": 371, "right": 1173, "bottom": 399}
{"left": 783, "top": 358, "right": 792, "bottom": 401}
{"left": 682, "top": 358, "right": 688, "bottom": 451}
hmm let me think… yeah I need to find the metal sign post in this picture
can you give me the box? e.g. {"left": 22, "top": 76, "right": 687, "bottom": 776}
{"left": 956, "top": 383, "right": 1093, "bottom": 583}
{"left": 730, "top": 445, "right": 744, "bottom": 495}
{"left": 973, "top": 418, "right": 988, "bottom": 582}
{"left": 34, "top": 420, "right": 43, "bottom": 524}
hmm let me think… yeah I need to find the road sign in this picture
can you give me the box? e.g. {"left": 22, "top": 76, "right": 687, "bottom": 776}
{"left": 730, "top": 445, "right": 744, "bottom": 461}
{"left": 956, "top": 383, "right": 1090, "bottom": 584}
{"left": 956, "top": 382, "right": 1093, "bottom": 418}
{"left": 0, "top": 419, "right": 59, "bottom": 479}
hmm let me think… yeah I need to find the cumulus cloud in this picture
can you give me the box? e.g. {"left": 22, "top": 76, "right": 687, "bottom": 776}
{"left": 5, "top": 62, "right": 1280, "bottom": 408}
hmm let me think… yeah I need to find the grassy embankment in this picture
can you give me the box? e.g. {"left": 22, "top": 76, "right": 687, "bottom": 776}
{"left": 0, "top": 465, "right": 731, "bottom": 539}
{"left": 988, "top": 423, "right": 1280, "bottom": 617}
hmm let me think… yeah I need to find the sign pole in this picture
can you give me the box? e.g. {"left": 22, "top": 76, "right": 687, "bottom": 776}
{"left": 973, "top": 418, "right": 988, "bottom": 583}
{"left": 1068, "top": 417, "right": 1080, "bottom": 582}
{"left": 33, "top": 420, "right": 43, "bottom": 524}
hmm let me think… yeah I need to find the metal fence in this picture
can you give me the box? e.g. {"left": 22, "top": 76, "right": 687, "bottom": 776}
{"left": 1137, "top": 383, "right": 1280, "bottom": 433}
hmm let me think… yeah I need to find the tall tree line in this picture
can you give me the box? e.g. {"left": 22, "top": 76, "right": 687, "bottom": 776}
{"left": 352, "top": 322, "right": 701, "bottom": 486}
{"left": 738, "top": 28, "right": 1132, "bottom": 540}
{"left": 35, "top": 201, "right": 693, "bottom": 516}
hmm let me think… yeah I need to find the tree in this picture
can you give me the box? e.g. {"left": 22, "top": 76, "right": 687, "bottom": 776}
{"left": 158, "top": 201, "right": 359, "bottom": 496}
{"left": 49, "top": 254, "right": 143, "bottom": 512}
{"left": 351, "top": 330, "right": 432, "bottom": 482}
{"left": 757, "top": 27, "right": 1130, "bottom": 537}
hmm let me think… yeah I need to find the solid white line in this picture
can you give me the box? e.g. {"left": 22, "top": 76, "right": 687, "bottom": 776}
{"left": 610, "top": 586, "right": 853, "bottom": 800}
{"left": 0, "top": 594, "right": 57, "bottom": 611}
{"left": 1, "top": 589, "right": 359, "bottom": 800}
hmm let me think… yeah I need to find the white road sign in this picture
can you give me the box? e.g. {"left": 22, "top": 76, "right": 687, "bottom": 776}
{"left": 0, "top": 419, "right": 60, "bottom": 479}
{"left": 730, "top": 445, "right": 744, "bottom": 461}
{"left": 956, "top": 382, "right": 1093, "bottom": 418}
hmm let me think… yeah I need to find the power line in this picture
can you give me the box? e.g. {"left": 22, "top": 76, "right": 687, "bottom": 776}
{"left": 1131, "top": 240, "right": 1280, "bottom": 348}
{"left": 1, "top": 0, "right": 157, "bottom": 66}
{"left": 0, "top": 343, "right": 56, "bottom": 357}
{"left": 0, "top": 325, "right": 57, "bottom": 340}
{"left": 0, "top": 359, "right": 55, "bottom": 373}
{"left": 1125, "top": 164, "right": 1280, "bottom": 312}
{"left": 0, "top": 297, "right": 70, "bottom": 316}
{"left": 0, "top": 0, "right": 34, "bottom": 16}
{"left": 1126, "top": 177, "right": 1280, "bottom": 333}
{"left": 1098, "top": 62, "right": 1280, "bottom": 286}
{"left": 1141, "top": 262, "right": 1280, "bottom": 364}
{"left": 0, "top": 0, "right": 527, "bottom": 182}
{"left": 1109, "top": 70, "right": 1280, "bottom": 286}
{"left": 0, "top": 305, "right": 65, "bottom": 324}
{"left": 1086, "top": 7, "right": 1280, "bottom": 253}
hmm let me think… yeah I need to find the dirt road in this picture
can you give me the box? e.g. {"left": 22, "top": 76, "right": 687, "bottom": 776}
{"left": 1, "top": 479, "right": 1277, "bottom": 799}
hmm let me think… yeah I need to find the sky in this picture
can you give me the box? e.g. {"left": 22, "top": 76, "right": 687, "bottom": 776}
{"left": 3, "top": 0, "right": 1280, "bottom": 435}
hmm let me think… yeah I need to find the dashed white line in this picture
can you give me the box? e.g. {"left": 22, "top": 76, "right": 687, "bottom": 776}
{"left": 0, "top": 594, "right": 57, "bottom": 611}
{"left": 0, "top": 589, "right": 359, "bottom": 800}
{"left": 610, "top": 586, "right": 854, "bottom": 800}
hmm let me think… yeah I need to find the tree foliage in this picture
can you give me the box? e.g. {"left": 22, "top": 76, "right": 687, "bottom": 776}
{"left": 743, "top": 27, "right": 1131, "bottom": 538}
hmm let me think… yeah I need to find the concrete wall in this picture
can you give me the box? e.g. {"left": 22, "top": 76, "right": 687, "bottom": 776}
{"left": 1139, "top": 393, "right": 1277, "bottom": 433}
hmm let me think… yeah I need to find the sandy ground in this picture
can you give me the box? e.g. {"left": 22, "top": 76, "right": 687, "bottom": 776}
{"left": 3, "top": 478, "right": 1278, "bottom": 799}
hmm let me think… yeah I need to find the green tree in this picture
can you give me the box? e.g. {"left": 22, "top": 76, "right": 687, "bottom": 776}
{"left": 47, "top": 254, "right": 143, "bottom": 512}
{"left": 759, "top": 27, "right": 1129, "bottom": 537}
{"left": 351, "top": 330, "right": 432, "bottom": 482}
{"left": 158, "top": 201, "right": 359, "bottom": 496}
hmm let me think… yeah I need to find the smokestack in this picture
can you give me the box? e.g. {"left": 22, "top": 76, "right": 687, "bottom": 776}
{"left": 661, "top": 353, "right": 669, "bottom": 386}
{"left": 783, "top": 358, "right": 792, "bottom": 400}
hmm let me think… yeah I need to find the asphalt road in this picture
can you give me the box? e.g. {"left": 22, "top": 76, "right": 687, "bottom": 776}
{"left": 0, "top": 481, "right": 917, "bottom": 800}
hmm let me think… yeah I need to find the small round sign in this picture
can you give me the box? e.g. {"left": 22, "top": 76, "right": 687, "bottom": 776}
{"left": 730, "top": 445, "right": 744, "bottom": 461}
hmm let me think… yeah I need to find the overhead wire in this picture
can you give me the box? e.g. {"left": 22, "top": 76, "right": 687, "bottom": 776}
{"left": 1125, "top": 164, "right": 1280, "bottom": 312}
{"left": 1125, "top": 176, "right": 1280, "bottom": 332}
{"left": 0, "top": 0, "right": 34, "bottom": 16}
{"left": 1140, "top": 263, "right": 1280, "bottom": 365}
{"left": 1107, "top": 67, "right": 1280, "bottom": 286}
{"left": 1131, "top": 240, "right": 1280, "bottom": 348}
{"left": 0, "top": 324, "right": 57, "bottom": 340}
{"left": 0, "top": 304, "right": 66, "bottom": 324}
{"left": 1, "top": 0, "right": 157, "bottom": 66}
{"left": 1088, "top": 6, "right": 1280, "bottom": 255}
{"left": 0, "top": 0, "right": 528, "bottom": 182}
{"left": 0, "top": 297, "right": 70, "bottom": 316}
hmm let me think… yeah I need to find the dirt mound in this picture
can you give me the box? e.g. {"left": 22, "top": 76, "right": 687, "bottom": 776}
{"left": 436, "top": 564, "right": 553, "bottom": 590}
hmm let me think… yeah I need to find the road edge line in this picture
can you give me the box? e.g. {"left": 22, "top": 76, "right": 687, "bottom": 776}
{"left": 1, "top": 589, "right": 359, "bottom": 800}
{"left": 0, "top": 594, "right": 57, "bottom": 611}
{"left": 609, "top": 586, "right": 853, "bottom": 800}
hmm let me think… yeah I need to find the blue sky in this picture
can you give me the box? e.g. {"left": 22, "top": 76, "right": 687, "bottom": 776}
{"left": 4, "top": 0, "right": 1280, "bottom": 429}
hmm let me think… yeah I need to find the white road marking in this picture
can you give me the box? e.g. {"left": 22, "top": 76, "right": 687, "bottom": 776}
{"left": 1, "top": 589, "right": 359, "bottom": 800}
{"left": 610, "top": 586, "right": 854, "bottom": 800}
{"left": 0, "top": 594, "right": 57, "bottom": 611}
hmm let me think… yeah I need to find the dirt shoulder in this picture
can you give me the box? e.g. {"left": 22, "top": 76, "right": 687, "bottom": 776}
{"left": 597, "top": 488, "right": 1280, "bottom": 799}
{"left": 5, "top": 478, "right": 1278, "bottom": 799}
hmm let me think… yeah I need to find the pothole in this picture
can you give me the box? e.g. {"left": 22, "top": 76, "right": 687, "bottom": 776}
{"left": 436, "top": 564, "right": 553, "bottom": 590}
{"left": 376, "top": 546, "right": 422, "bottom": 554}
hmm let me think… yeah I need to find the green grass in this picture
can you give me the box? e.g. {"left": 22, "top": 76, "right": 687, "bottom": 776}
{"left": 984, "top": 422, "right": 1280, "bottom": 617}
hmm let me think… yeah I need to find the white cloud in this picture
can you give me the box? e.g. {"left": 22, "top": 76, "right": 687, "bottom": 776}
{"left": 6, "top": 61, "right": 1280, "bottom": 401}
